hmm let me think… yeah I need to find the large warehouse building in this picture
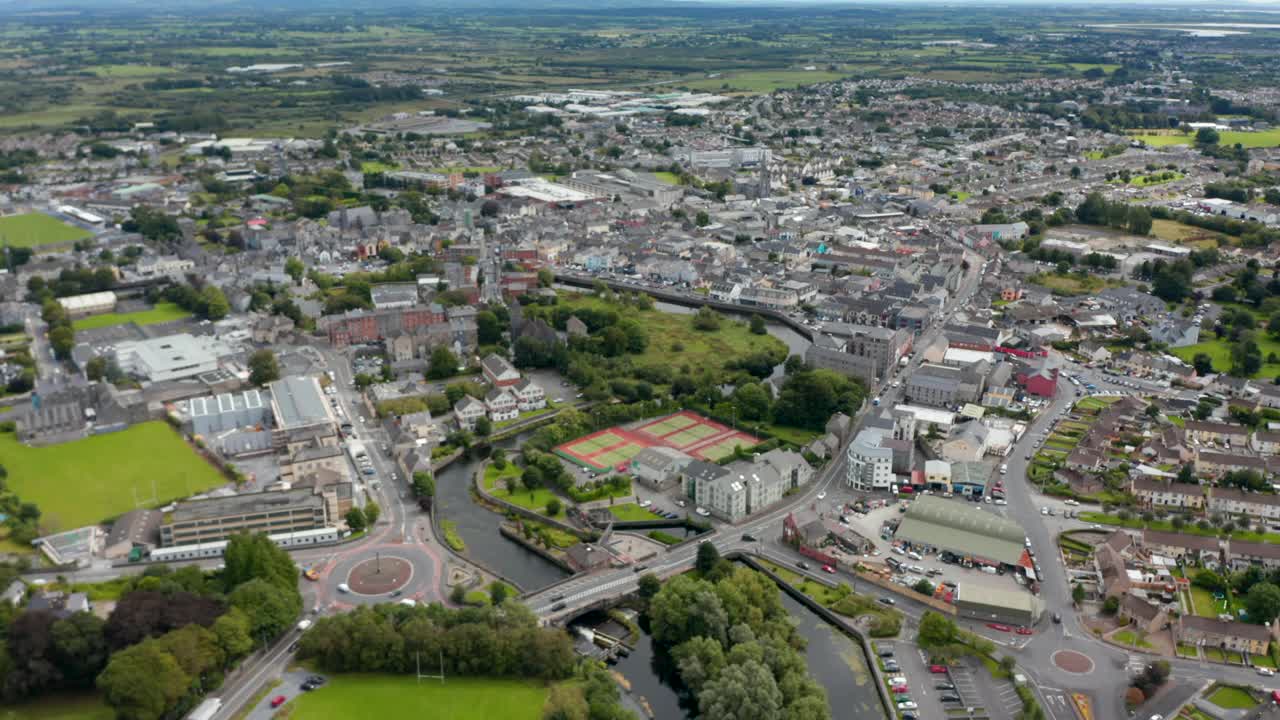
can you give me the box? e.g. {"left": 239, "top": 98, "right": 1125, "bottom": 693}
{"left": 894, "top": 495, "right": 1026, "bottom": 567}
{"left": 955, "top": 583, "right": 1043, "bottom": 627}
{"left": 189, "top": 389, "right": 269, "bottom": 436}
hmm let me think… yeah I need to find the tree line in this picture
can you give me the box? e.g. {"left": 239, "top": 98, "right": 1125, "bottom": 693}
{"left": 0, "top": 533, "right": 301, "bottom": 720}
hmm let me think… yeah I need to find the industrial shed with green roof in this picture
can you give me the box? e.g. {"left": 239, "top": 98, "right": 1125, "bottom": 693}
{"left": 955, "top": 583, "right": 1044, "bottom": 626}
{"left": 894, "top": 495, "right": 1026, "bottom": 566}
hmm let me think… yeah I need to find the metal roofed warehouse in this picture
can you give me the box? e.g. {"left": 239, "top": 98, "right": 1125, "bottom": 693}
{"left": 895, "top": 495, "right": 1025, "bottom": 565}
{"left": 955, "top": 583, "right": 1043, "bottom": 626}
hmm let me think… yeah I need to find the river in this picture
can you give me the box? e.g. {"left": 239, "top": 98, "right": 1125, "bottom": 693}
{"left": 432, "top": 431, "right": 569, "bottom": 591}
{"left": 604, "top": 590, "right": 884, "bottom": 720}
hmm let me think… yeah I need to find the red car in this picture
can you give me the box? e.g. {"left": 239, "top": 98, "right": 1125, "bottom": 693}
{"left": 929, "top": 664, "right": 948, "bottom": 674}
{"left": 270, "top": 696, "right": 287, "bottom": 709}
{"left": 1016, "top": 627, "right": 1033, "bottom": 636}
{"left": 891, "top": 684, "right": 908, "bottom": 693}
{"left": 987, "top": 623, "right": 1012, "bottom": 632}
{"left": 822, "top": 565, "right": 835, "bottom": 574}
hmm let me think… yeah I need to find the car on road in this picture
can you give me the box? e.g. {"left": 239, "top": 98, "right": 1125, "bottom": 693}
{"left": 303, "top": 567, "right": 319, "bottom": 581}
{"left": 1052, "top": 612, "right": 1062, "bottom": 624}
{"left": 1259, "top": 667, "right": 1276, "bottom": 677}
{"left": 797, "top": 560, "right": 810, "bottom": 570}
{"left": 676, "top": 499, "right": 687, "bottom": 507}
{"left": 817, "top": 491, "right": 827, "bottom": 500}
{"left": 551, "top": 602, "right": 566, "bottom": 611}
{"left": 271, "top": 696, "right": 287, "bottom": 709}
{"left": 929, "top": 665, "right": 948, "bottom": 674}
{"left": 695, "top": 507, "right": 710, "bottom": 517}
{"left": 639, "top": 500, "right": 653, "bottom": 508}
{"left": 986, "top": 623, "right": 1012, "bottom": 632}
{"left": 1015, "top": 626, "right": 1033, "bottom": 635}
{"left": 742, "top": 533, "right": 757, "bottom": 542}
{"left": 337, "top": 583, "right": 350, "bottom": 593}
{"left": 822, "top": 565, "right": 835, "bottom": 574}
{"left": 878, "top": 597, "right": 896, "bottom": 605}
{"left": 390, "top": 590, "right": 402, "bottom": 598}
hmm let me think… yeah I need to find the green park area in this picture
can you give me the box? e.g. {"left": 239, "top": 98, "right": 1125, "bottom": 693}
{"left": 483, "top": 461, "right": 566, "bottom": 519}
{"left": 607, "top": 502, "right": 663, "bottom": 521}
{"left": 0, "top": 213, "right": 92, "bottom": 248}
{"left": 1206, "top": 685, "right": 1259, "bottom": 710}
{"left": 1027, "top": 272, "right": 1117, "bottom": 297}
{"left": 1151, "top": 219, "right": 1229, "bottom": 249}
{"left": 1131, "top": 128, "right": 1280, "bottom": 149}
{"left": 680, "top": 69, "right": 846, "bottom": 93}
{"left": 287, "top": 675, "right": 550, "bottom": 720}
{"left": 4, "top": 693, "right": 112, "bottom": 720}
{"left": 0, "top": 421, "right": 226, "bottom": 529}
{"left": 71, "top": 302, "right": 193, "bottom": 331}
{"left": 557, "top": 293, "right": 788, "bottom": 376}
{"left": 653, "top": 171, "right": 681, "bottom": 185}
{"left": 359, "top": 160, "right": 400, "bottom": 174}
{"left": 1172, "top": 333, "right": 1280, "bottom": 380}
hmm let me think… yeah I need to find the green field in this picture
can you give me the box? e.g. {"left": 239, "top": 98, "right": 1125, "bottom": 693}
{"left": 680, "top": 70, "right": 845, "bottom": 93}
{"left": 360, "top": 161, "right": 400, "bottom": 174}
{"left": 286, "top": 674, "right": 550, "bottom": 720}
{"left": 0, "top": 422, "right": 225, "bottom": 529}
{"left": 484, "top": 463, "right": 567, "bottom": 518}
{"left": 608, "top": 503, "right": 664, "bottom": 521}
{"left": 0, "top": 213, "right": 92, "bottom": 248}
{"left": 1131, "top": 128, "right": 1280, "bottom": 148}
{"left": 1027, "top": 273, "right": 1117, "bottom": 297}
{"left": 1171, "top": 334, "right": 1280, "bottom": 379}
{"left": 555, "top": 293, "right": 787, "bottom": 376}
{"left": 71, "top": 302, "right": 193, "bottom": 331}
{"left": 653, "top": 171, "right": 681, "bottom": 185}
{"left": 3, "top": 693, "right": 113, "bottom": 720}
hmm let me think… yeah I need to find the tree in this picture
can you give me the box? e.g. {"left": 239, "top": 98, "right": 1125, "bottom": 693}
{"left": 1196, "top": 127, "right": 1220, "bottom": 146}
{"left": 1192, "top": 353, "right": 1214, "bottom": 376}
{"left": 211, "top": 608, "right": 254, "bottom": 666}
{"left": 475, "top": 416, "right": 492, "bottom": 436}
{"left": 229, "top": 578, "right": 301, "bottom": 643}
{"left": 48, "top": 325, "right": 74, "bottom": 360}
{"left": 1072, "top": 584, "right": 1085, "bottom": 605}
{"left": 480, "top": 200, "right": 500, "bottom": 217}
{"left": 490, "top": 582, "right": 510, "bottom": 605}
{"left": 545, "top": 498, "right": 562, "bottom": 516}
{"left": 284, "top": 257, "right": 304, "bottom": 284}
{"left": 476, "top": 311, "right": 504, "bottom": 345}
{"left": 917, "top": 611, "right": 959, "bottom": 648}
{"left": 1102, "top": 596, "right": 1120, "bottom": 615}
{"left": 537, "top": 268, "right": 554, "bottom": 288}
{"left": 637, "top": 573, "right": 662, "bottom": 603}
{"left": 1230, "top": 335, "right": 1263, "bottom": 377}
{"left": 693, "top": 306, "right": 721, "bottom": 331}
{"left": 97, "top": 641, "right": 189, "bottom": 720}
{"left": 200, "top": 285, "right": 229, "bottom": 320}
{"left": 426, "top": 346, "right": 460, "bottom": 380}
{"left": 222, "top": 532, "right": 298, "bottom": 592}
{"left": 749, "top": 314, "right": 767, "bottom": 335}
{"left": 696, "top": 541, "right": 723, "bottom": 577}
{"left": 363, "top": 501, "right": 381, "bottom": 526}
{"left": 673, "top": 635, "right": 727, "bottom": 695}
{"left": 345, "top": 507, "right": 367, "bottom": 531}
{"left": 85, "top": 356, "right": 107, "bottom": 381}
{"left": 51, "top": 612, "right": 109, "bottom": 689}
{"left": 913, "top": 579, "right": 934, "bottom": 596}
{"left": 412, "top": 471, "right": 435, "bottom": 498}
{"left": 522, "top": 465, "right": 545, "bottom": 492}
{"left": 1245, "top": 582, "right": 1280, "bottom": 624}
{"left": 698, "top": 659, "right": 784, "bottom": 720}
{"left": 247, "top": 349, "right": 280, "bottom": 386}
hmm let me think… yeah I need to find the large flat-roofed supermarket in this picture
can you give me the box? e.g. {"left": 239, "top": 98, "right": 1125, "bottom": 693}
{"left": 895, "top": 495, "right": 1025, "bottom": 566}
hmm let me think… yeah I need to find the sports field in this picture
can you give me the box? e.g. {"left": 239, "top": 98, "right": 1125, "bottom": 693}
{"left": 71, "top": 302, "right": 192, "bottom": 331}
{"left": 287, "top": 674, "right": 548, "bottom": 720}
{"left": 554, "top": 411, "right": 762, "bottom": 470}
{"left": 0, "top": 421, "right": 226, "bottom": 529}
{"left": 0, "top": 213, "right": 93, "bottom": 248}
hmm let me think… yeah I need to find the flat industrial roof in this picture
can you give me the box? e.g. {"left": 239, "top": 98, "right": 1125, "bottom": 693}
{"left": 269, "top": 376, "right": 331, "bottom": 429}
{"left": 956, "top": 583, "right": 1041, "bottom": 613}
{"left": 170, "top": 488, "right": 320, "bottom": 523}
{"left": 896, "top": 495, "right": 1024, "bottom": 565}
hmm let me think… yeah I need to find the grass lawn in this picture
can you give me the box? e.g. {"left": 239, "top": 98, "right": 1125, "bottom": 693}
{"left": 1207, "top": 686, "right": 1258, "bottom": 710}
{"left": 490, "top": 484, "right": 567, "bottom": 520}
{"left": 360, "top": 160, "right": 399, "bottom": 174}
{"left": 440, "top": 520, "right": 466, "bottom": 551}
{"left": 1253, "top": 653, "right": 1277, "bottom": 669}
{"left": 1177, "top": 643, "right": 1200, "bottom": 658}
{"left": 71, "top": 302, "right": 192, "bottom": 331}
{"left": 0, "top": 213, "right": 92, "bottom": 248}
{"left": 747, "top": 422, "right": 821, "bottom": 447}
{"left": 1112, "top": 629, "right": 1152, "bottom": 648}
{"left": 3, "top": 693, "right": 113, "bottom": 720}
{"left": 1130, "top": 128, "right": 1280, "bottom": 149}
{"left": 1205, "top": 647, "right": 1227, "bottom": 662}
{"left": 607, "top": 503, "right": 663, "bottom": 521}
{"left": 653, "top": 171, "right": 681, "bottom": 185}
{"left": 482, "top": 462, "right": 523, "bottom": 491}
{"left": 1172, "top": 335, "right": 1280, "bottom": 380}
{"left": 1028, "top": 272, "right": 1118, "bottom": 296}
{"left": 1189, "top": 585, "right": 1227, "bottom": 618}
{"left": 555, "top": 293, "right": 787, "bottom": 375}
{"left": 1151, "top": 219, "right": 1230, "bottom": 248}
{"left": 493, "top": 403, "right": 558, "bottom": 431}
{"left": 0, "top": 422, "right": 225, "bottom": 529}
{"left": 287, "top": 674, "right": 550, "bottom": 720}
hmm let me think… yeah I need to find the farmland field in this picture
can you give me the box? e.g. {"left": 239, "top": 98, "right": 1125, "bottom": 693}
{"left": 1130, "top": 128, "right": 1280, "bottom": 148}
{"left": 0, "top": 422, "right": 226, "bottom": 529}
{"left": 71, "top": 302, "right": 193, "bottom": 331}
{"left": 0, "top": 213, "right": 92, "bottom": 248}
{"left": 679, "top": 70, "right": 846, "bottom": 93}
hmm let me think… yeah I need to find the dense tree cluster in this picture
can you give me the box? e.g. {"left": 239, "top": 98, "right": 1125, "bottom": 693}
{"left": 298, "top": 601, "right": 575, "bottom": 680}
{"left": 648, "top": 566, "right": 830, "bottom": 720}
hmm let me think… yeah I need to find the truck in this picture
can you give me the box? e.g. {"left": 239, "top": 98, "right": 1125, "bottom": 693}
{"left": 899, "top": 355, "right": 910, "bottom": 368}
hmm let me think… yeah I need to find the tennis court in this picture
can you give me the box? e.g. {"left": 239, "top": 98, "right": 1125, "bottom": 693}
{"left": 696, "top": 434, "right": 759, "bottom": 461}
{"left": 637, "top": 413, "right": 697, "bottom": 437}
{"left": 562, "top": 431, "right": 626, "bottom": 456}
{"left": 665, "top": 423, "right": 721, "bottom": 448}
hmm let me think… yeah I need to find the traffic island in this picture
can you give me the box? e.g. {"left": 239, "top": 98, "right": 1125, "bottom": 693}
{"left": 1052, "top": 649, "right": 1095, "bottom": 675}
{"left": 346, "top": 556, "right": 413, "bottom": 596}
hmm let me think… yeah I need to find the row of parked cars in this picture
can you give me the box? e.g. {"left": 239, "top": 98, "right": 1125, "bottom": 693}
{"left": 877, "top": 645, "right": 958, "bottom": 718}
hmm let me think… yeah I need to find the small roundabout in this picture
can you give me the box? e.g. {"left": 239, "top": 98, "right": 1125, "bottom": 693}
{"left": 345, "top": 555, "right": 414, "bottom": 596}
{"left": 1051, "top": 649, "right": 1095, "bottom": 675}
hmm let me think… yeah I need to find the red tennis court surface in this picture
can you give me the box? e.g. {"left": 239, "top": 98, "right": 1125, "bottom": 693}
{"left": 555, "top": 411, "right": 762, "bottom": 471}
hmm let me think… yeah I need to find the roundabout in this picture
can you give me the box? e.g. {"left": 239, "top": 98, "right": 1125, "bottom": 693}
{"left": 1052, "top": 649, "right": 1095, "bottom": 675}
{"left": 346, "top": 555, "right": 413, "bottom": 596}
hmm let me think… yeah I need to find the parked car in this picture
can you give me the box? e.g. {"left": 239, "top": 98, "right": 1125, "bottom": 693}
{"left": 1016, "top": 627, "right": 1033, "bottom": 635}
{"left": 822, "top": 565, "right": 835, "bottom": 574}
{"left": 987, "top": 623, "right": 1012, "bottom": 632}
{"left": 695, "top": 507, "right": 710, "bottom": 517}
{"left": 941, "top": 693, "right": 963, "bottom": 703}
{"left": 935, "top": 683, "right": 955, "bottom": 691}
{"left": 271, "top": 696, "right": 287, "bottom": 709}
{"left": 1259, "top": 667, "right": 1276, "bottom": 677}
{"left": 929, "top": 664, "right": 948, "bottom": 674}
{"left": 891, "top": 685, "right": 909, "bottom": 694}
{"left": 897, "top": 701, "right": 918, "bottom": 711}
